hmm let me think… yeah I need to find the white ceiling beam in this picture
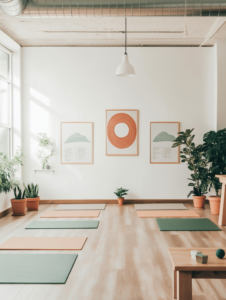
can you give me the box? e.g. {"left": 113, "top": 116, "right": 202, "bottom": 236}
{"left": 200, "top": 17, "right": 226, "bottom": 47}
{"left": 0, "top": 30, "right": 20, "bottom": 51}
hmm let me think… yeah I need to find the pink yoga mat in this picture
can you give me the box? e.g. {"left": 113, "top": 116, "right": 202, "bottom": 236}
{"left": 0, "top": 237, "right": 87, "bottom": 250}
{"left": 41, "top": 210, "right": 100, "bottom": 218}
{"left": 137, "top": 210, "right": 200, "bottom": 218}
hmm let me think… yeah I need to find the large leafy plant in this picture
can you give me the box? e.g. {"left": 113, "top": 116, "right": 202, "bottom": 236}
{"left": 172, "top": 129, "right": 209, "bottom": 198}
{"left": 37, "top": 133, "right": 55, "bottom": 169}
{"left": 200, "top": 129, "right": 226, "bottom": 197}
{"left": 0, "top": 148, "right": 24, "bottom": 194}
{"left": 114, "top": 188, "right": 129, "bottom": 198}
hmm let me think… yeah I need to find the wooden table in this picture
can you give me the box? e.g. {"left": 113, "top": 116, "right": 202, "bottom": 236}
{"left": 169, "top": 248, "right": 226, "bottom": 300}
{"left": 216, "top": 175, "right": 226, "bottom": 225}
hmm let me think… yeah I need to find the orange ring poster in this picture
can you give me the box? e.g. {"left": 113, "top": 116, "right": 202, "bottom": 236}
{"left": 106, "top": 110, "right": 138, "bottom": 156}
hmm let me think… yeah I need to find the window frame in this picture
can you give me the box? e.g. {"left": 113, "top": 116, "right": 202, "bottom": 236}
{"left": 0, "top": 44, "right": 12, "bottom": 157}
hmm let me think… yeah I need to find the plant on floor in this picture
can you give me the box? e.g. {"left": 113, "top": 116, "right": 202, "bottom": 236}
{"left": 37, "top": 133, "right": 55, "bottom": 169}
{"left": 114, "top": 188, "right": 129, "bottom": 199}
{"left": 0, "top": 148, "right": 24, "bottom": 194}
{"left": 199, "top": 129, "right": 226, "bottom": 197}
{"left": 23, "top": 183, "right": 39, "bottom": 198}
{"left": 114, "top": 187, "right": 129, "bottom": 206}
{"left": 172, "top": 129, "right": 209, "bottom": 198}
{"left": 13, "top": 186, "right": 26, "bottom": 199}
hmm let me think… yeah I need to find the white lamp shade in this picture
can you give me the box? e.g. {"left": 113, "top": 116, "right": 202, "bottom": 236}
{"left": 116, "top": 54, "right": 135, "bottom": 77}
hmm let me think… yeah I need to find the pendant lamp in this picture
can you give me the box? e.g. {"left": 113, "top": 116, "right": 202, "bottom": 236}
{"left": 116, "top": 17, "right": 135, "bottom": 77}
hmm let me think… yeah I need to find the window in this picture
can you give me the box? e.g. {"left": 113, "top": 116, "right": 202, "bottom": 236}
{"left": 0, "top": 45, "right": 11, "bottom": 156}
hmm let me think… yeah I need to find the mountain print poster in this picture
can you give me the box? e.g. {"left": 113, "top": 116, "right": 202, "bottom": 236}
{"left": 61, "top": 122, "right": 93, "bottom": 164}
{"left": 150, "top": 122, "right": 180, "bottom": 164}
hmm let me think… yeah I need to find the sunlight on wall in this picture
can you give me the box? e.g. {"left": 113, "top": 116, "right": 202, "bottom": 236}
{"left": 30, "top": 98, "right": 50, "bottom": 134}
{"left": 30, "top": 88, "right": 49, "bottom": 106}
{"left": 29, "top": 88, "right": 50, "bottom": 168}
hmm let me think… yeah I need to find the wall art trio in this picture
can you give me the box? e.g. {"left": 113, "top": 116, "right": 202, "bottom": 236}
{"left": 60, "top": 112, "right": 180, "bottom": 164}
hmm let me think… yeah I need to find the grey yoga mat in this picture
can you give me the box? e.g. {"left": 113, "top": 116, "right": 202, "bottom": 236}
{"left": 26, "top": 220, "right": 99, "bottom": 229}
{"left": 0, "top": 254, "right": 77, "bottom": 284}
{"left": 55, "top": 204, "right": 106, "bottom": 210}
{"left": 134, "top": 203, "right": 188, "bottom": 210}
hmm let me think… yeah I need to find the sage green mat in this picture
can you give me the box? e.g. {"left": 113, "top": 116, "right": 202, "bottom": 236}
{"left": 0, "top": 254, "right": 77, "bottom": 284}
{"left": 26, "top": 220, "right": 99, "bottom": 229}
{"left": 156, "top": 218, "right": 221, "bottom": 231}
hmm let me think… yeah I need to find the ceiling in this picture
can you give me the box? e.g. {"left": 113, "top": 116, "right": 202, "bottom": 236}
{"left": 1, "top": 9, "right": 226, "bottom": 47}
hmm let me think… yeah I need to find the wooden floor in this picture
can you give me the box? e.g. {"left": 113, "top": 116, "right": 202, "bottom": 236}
{"left": 0, "top": 203, "right": 226, "bottom": 300}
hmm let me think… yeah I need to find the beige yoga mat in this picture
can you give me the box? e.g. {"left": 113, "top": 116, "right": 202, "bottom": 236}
{"left": 0, "top": 237, "right": 87, "bottom": 250}
{"left": 137, "top": 210, "right": 200, "bottom": 218}
{"left": 56, "top": 204, "right": 106, "bottom": 210}
{"left": 134, "top": 203, "right": 187, "bottom": 210}
{"left": 41, "top": 210, "right": 100, "bottom": 218}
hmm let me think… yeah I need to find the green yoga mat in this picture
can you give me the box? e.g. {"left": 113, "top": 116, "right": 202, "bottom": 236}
{"left": 0, "top": 254, "right": 77, "bottom": 284}
{"left": 156, "top": 218, "right": 221, "bottom": 231}
{"left": 25, "top": 220, "right": 99, "bottom": 229}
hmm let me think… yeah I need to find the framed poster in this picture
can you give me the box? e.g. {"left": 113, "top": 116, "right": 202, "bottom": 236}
{"left": 106, "top": 109, "right": 139, "bottom": 156}
{"left": 61, "top": 122, "right": 93, "bottom": 164}
{"left": 150, "top": 122, "right": 180, "bottom": 164}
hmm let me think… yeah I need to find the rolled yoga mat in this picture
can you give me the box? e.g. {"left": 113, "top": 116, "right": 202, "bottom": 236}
{"left": 134, "top": 203, "right": 187, "bottom": 210}
{"left": 55, "top": 204, "right": 106, "bottom": 210}
{"left": 0, "top": 254, "right": 77, "bottom": 284}
{"left": 156, "top": 218, "right": 222, "bottom": 231}
{"left": 41, "top": 210, "right": 100, "bottom": 218}
{"left": 137, "top": 210, "right": 200, "bottom": 218}
{"left": 0, "top": 237, "right": 87, "bottom": 250}
{"left": 26, "top": 220, "right": 99, "bottom": 229}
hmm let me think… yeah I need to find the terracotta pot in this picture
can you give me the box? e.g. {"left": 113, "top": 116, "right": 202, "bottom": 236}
{"left": 11, "top": 198, "right": 27, "bottom": 216}
{"left": 193, "top": 196, "right": 206, "bottom": 209}
{"left": 26, "top": 196, "right": 40, "bottom": 211}
{"left": 209, "top": 196, "right": 221, "bottom": 215}
{"left": 118, "top": 197, "right": 124, "bottom": 206}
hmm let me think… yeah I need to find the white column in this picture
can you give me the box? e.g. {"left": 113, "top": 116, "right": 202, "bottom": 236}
{"left": 216, "top": 40, "right": 226, "bottom": 130}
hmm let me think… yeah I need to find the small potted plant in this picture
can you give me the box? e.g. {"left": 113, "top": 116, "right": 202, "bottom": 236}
{"left": 24, "top": 183, "right": 40, "bottom": 211}
{"left": 114, "top": 188, "right": 128, "bottom": 205}
{"left": 11, "top": 186, "right": 26, "bottom": 216}
{"left": 201, "top": 129, "right": 226, "bottom": 214}
{"left": 172, "top": 129, "right": 209, "bottom": 208}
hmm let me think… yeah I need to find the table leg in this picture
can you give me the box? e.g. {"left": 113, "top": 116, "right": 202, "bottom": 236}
{"left": 219, "top": 183, "right": 226, "bottom": 226}
{"left": 177, "top": 271, "right": 192, "bottom": 300}
{"left": 173, "top": 270, "right": 177, "bottom": 299}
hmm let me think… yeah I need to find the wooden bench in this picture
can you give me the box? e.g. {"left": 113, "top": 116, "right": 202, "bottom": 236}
{"left": 168, "top": 248, "right": 226, "bottom": 300}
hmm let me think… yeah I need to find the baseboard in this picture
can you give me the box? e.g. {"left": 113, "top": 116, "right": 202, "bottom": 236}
{"left": 40, "top": 199, "right": 193, "bottom": 204}
{"left": 0, "top": 207, "right": 12, "bottom": 218}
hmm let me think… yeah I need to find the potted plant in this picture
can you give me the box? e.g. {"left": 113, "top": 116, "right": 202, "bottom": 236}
{"left": 114, "top": 188, "right": 128, "bottom": 205}
{"left": 0, "top": 148, "right": 24, "bottom": 208}
{"left": 37, "top": 133, "right": 55, "bottom": 169}
{"left": 200, "top": 129, "right": 226, "bottom": 215}
{"left": 24, "top": 183, "right": 40, "bottom": 211}
{"left": 11, "top": 186, "right": 26, "bottom": 216}
{"left": 172, "top": 129, "right": 209, "bottom": 208}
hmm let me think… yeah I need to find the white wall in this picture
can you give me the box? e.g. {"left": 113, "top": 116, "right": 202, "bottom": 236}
{"left": 0, "top": 32, "right": 22, "bottom": 212}
{"left": 216, "top": 40, "right": 226, "bottom": 130}
{"left": 22, "top": 47, "right": 216, "bottom": 200}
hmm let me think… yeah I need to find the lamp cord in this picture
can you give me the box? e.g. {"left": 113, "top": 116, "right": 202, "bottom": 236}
{"left": 125, "top": 17, "right": 127, "bottom": 55}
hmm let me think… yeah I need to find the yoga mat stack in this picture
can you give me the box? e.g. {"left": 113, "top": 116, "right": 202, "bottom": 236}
{"left": 134, "top": 203, "right": 221, "bottom": 231}
{"left": 0, "top": 204, "right": 105, "bottom": 284}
